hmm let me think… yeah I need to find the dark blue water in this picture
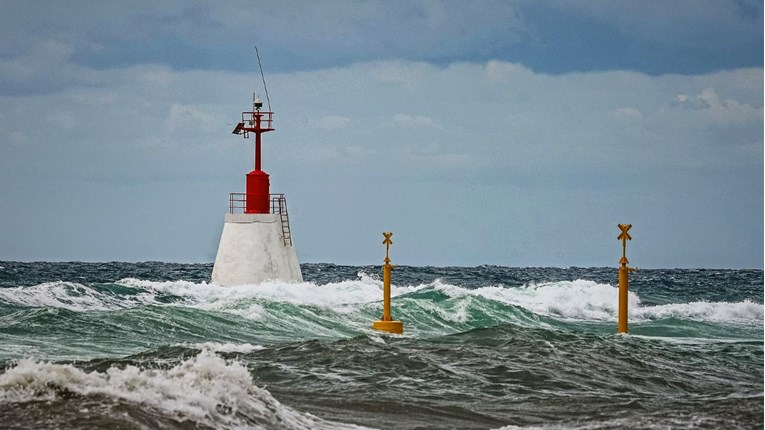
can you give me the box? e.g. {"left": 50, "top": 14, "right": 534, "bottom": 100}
{"left": 0, "top": 262, "right": 762, "bottom": 429}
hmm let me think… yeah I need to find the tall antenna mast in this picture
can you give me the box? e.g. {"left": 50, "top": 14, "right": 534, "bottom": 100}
{"left": 231, "top": 49, "right": 275, "bottom": 214}
{"left": 255, "top": 46, "right": 272, "bottom": 112}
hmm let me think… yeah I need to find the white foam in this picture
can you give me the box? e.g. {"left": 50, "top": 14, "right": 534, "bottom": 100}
{"left": 118, "top": 274, "right": 422, "bottom": 317}
{"left": 431, "top": 279, "right": 635, "bottom": 321}
{"left": 0, "top": 351, "right": 371, "bottom": 430}
{"left": 0, "top": 275, "right": 394, "bottom": 316}
{"left": 0, "top": 281, "right": 160, "bottom": 311}
{"left": 634, "top": 299, "right": 763, "bottom": 323}
{"left": 178, "top": 342, "right": 265, "bottom": 354}
{"left": 431, "top": 279, "right": 763, "bottom": 324}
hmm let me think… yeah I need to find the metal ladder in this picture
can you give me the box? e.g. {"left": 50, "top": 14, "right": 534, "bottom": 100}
{"left": 272, "top": 195, "right": 293, "bottom": 247}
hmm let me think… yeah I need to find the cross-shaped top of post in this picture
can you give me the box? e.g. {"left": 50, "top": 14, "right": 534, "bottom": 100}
{"left": 382, "top": 232, "right": 393, "bottom": 264}
{"left": 617, "top": 224, "right": 632, "bottom": 265}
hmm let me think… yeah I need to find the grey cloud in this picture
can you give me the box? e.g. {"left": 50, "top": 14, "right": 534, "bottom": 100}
{"left": 0, "top": 0, "right": 760, "bottom": 98}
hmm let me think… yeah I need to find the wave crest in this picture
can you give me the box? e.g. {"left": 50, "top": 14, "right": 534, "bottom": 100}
{"left": 635, "top": 300, "right": 763, "bottom": 323}
{"left": 0, "top": 281, "right": 162, "bottom": 311}
{"left": 0, "top": 350, "right": 369, "bottom": 429}
{"left": 1, "top": 277, "right": 760, "bottom": 330}
{"left": 432, "top": 279, "right": 637, "bottom": 321}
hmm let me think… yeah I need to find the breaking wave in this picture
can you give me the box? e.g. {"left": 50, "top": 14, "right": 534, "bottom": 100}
{"left": 0, "top": 276, "right": 760, "bottom": 328}
{"left": 0, "top": 349, "right": 369, "bottom": 429}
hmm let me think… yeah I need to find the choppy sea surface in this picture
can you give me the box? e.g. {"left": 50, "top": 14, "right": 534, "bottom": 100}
{"left": 0, "top": 262, "right": 761, "bottom": 429}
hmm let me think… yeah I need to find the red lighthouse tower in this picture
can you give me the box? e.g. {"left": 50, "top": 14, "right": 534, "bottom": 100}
{"left": 232, "top": 95, "right": 274, "bottom": 213}
{"left": 212, "top": 92, "right": 303, "bottom": 287}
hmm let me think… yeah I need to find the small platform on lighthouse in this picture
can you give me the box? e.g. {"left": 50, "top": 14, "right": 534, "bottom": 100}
{"left": 211, "top": 95, "right": 303, "bottom": 286}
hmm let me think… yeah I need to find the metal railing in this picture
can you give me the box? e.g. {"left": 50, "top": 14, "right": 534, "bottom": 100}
{"left": 227, "top": 193, "right": 285, "bottom": 214}
{"left": 227, "top": 193, "right": 293, "bottom": 246}
{"left": 232, "top": 111, "right": 275, "bottom": 137}
{"left": 242, "top": 111, "right": 273, "bottom": 129}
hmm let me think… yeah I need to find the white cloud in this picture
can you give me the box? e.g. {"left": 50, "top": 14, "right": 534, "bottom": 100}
{"left": 485, "top": 60, "right": 528, "bottom": 82}
{"left": 0, "top": 39, "right": 106, "bottom": 95}
{"left": 0, "top": 59, "right": 761, "bottom": 266}
{"left": 370, "top": 61, "right": 432, "bottom": 88}
{"left": 2, "top": 59, "right": 761, "bottom": 177}
{"left": 672, "top": 87, "right": 763, "bottom": 126}
{"left": 697, "top": 88, "right": 762, "bottom": 125}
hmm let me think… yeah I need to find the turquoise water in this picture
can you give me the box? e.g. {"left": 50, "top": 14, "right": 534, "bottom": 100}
{"left": 0, "top": 263, "right": 762, "bottom": 429}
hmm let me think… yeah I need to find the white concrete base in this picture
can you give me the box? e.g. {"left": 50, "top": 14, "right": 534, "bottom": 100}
{"left": 212, "top": 213, "right": 303, "bottom": 286}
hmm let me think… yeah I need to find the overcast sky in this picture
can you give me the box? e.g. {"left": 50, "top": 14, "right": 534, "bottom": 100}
{"left": 0, "top": 1, "right": 762, "bottom": 268}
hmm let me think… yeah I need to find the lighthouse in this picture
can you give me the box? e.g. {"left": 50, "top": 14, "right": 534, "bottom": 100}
{"left": 211, "top": 94, "right": 303, "bottom": 286}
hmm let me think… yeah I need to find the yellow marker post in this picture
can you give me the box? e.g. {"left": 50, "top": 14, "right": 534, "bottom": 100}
{"left": 372, "top": 232, "right": 404, "bottom": 334}
{"left": 617, "top": 224, "right": 636, "bottom": 334}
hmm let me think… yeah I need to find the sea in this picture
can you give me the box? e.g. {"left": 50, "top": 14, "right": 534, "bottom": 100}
{"left": 0, "top": 262, "right": 761, "bottom": 430}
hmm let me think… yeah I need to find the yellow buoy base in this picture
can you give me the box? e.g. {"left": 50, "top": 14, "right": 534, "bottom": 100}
{"left": 372, "top": 320, "right": 404, "bottom": 334}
